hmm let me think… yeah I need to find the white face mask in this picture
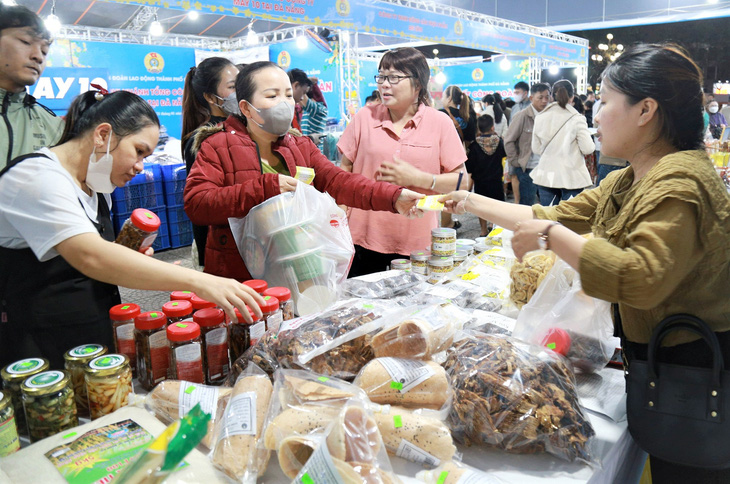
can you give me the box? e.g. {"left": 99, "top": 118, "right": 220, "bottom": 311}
{"left": 709, "top": 106, "right": 719, "bottom": 114}
{"left": 513, "top": 92, "right": 525, "bottom": 103}
{"left": 86, "top": 132, "right": 116, "bottom": 193}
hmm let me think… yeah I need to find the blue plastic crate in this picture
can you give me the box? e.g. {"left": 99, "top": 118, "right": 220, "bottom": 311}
{"left": 112, "top": 205, "right": 170, "bottom": 251}
{"left": 166, "top": 204, "right": 193, "bottom": 248}
{"left": 161, "top": 163, "right": 187, "bottom": 206}
{"left": 111, "top": 162, "right": 164, "bottom": 213}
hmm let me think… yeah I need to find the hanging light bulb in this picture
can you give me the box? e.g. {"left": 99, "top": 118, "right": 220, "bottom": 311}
{"left": 149, "top": 13, "right": 163, "bottom": 37}
{"left": 188, "top": 10, "right": 199, "bottom": 20}
{"left": 45, "top": 0, "right": 62, "bottom": 35}
{"left": 499, "top": 57, "right": 512, "bottom": 71}
{"left": 296, "top": 34, "right": 308, "bottom": 49}
{"left": 548, "top": 65, "right": 559, "bottom": 75}
{"left": 246, "top": 26, "right": 259, "bottom": 46}
{"left": 2, "top": 0, "right": 18, "bottom": 6}
{"left": 435, "top": 71, "right": 447, "bottom": 85}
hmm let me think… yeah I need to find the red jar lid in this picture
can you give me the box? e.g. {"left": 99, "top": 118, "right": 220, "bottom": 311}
{"left": 190, "top": 294, "right": 216, "bottom": 311}
{"left": 135, "top": 311, "right": 167, "bottom": 330}
{"left": 130, "top": 208, "right": 161, "bottom": 232}
{"left": 541, "top": 328, "right": 571, "bottom": 356}
{"left": 194, "top": 308, "right": 225, "bottom": 327}
{"left": 170, "top": 291, "right": 195, "bottom": 301}
{"left": 243, "top": 279, "right": 268, "bottom": 294}
{"left": 166, "top": 321, "right": 201, "bottom": 342}
{"left": 109, "top": 303, "right": 141, "bottom": 321}
{"left": 162, "top": 300, "right": 193, "bottom": 318}
{"left": 263, "top": 286, "right": 291, "bottom": 302}
{"left": 234, "top": 306, "right": 257, "bottom": 325}
{"left": 260, "top": 295, "right": 279, "bottom": 313}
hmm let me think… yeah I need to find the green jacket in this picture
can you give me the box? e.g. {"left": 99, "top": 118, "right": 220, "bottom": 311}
{"left": 1, "top": 88, "right": 65, "bottom": 170}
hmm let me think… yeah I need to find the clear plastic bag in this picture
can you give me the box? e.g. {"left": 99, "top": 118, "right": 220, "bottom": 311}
{"left": 229, "top": 183, "right": 354, "bottom": 316}
{"left": 416, "top": 460, "right": 504, "bottom": 483}
{"left": 463, "top": 309, "right": 517, "bottom": 336}
{"left": 210, "top": 363, "right": 273, "bottom": 483}
{"left": 509, "top": 250, "right": 556, "bottom": 308}
{"left": 484, "top": 226, "right": 513, "bottom": 248}
{"left": 341, "top": 270, "right": 426, "bottom": 299}
{"left": 354, "top": 358, "right": 453, "bottom": 414}
{"left": 444, "top": 331, "right": 597, "bottom": 465}
{"left": 446, "top": 259, "right": 512, "bottom": 302}
{"left": 512, "top": 258, "right": 618, "bottom": 373}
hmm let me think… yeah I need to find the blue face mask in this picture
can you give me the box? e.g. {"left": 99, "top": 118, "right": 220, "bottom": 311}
{"left": 246, "top": 100, "right": 295, "bottom": 136}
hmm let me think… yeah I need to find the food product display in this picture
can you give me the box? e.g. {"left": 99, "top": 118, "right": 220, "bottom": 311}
{"left": 162, "top": 299, "right": 193, "bottom": 325}
{"left": 431, "top": 227, "right": 456, "bottom": 257}
{"left": 21, "top": 370, "right": 78, "bottom": 443}
{"left": 263, "top": 404, "right": 341, "bottom": 451}
{"left": 540, "top": 328, "right": 610, "bottom": 373}
{"left": 85, "top": 354, "right": 134, "bottom": 420}
{"left": 212, "top": 364, "right": 273, "bottom": 482}
{"left": 509, "top": 251, "right": 555, "bottom": 308}
{"left": 427, "top": 256, "right": 454, "bottom": 283}
{"left": 390, "top": 259, "right": 411, "bottom": 271}
{"left": 260, "top": 295, "right": 283, "bottom": 332}
{"left": 244, "top": 279, "right": 269, "bottom": 294}
{"left": 194, "top": 308, "right": 230, "bottom": 385}
{"left": 229, "top": 306, "right": 258, "bottom": 365}
{"left": 134, "top": 310, "right": 170, "bottom": 391}
{"left": 444, "top": 332, "right": 595, "bottom": 463}
{"left": 167, "top": 322, "right": 205, "bottom": 384}
{"left": 170, "top": 290, "right": 195, "bottom": 301}
{"left": 1, "top": 357, "right": 49, "bottom": 435}
{"left": 109, "top": 303, "right": 140, "bottom": 376}
{"left": 355, "top": 358, "right": 452, "bottom": 411}
{"left": 63, "top": 344, "right": 107, "bottom": 418}
{"left": 190, "top": 294, "right": 216, "bottom": 312}
{"left": 114, "top": 208, "right": 160, "bottom": 252}
{"left": 0, "top": 391, "right": 20, "bottom": 457}
{"left": 410, "top": 250, "right": 431, "bottom": 276}
{"left": 455, "top": 239, "right": 476, "bottom": 256}
{"left": 264, "top": 286, "right": 295, "bottom": 321}
{"left": 452, "top": 250, "right": 468, "bottom": 267}
{"left": 342, "top": 270, "right": 424, "bottom": 299}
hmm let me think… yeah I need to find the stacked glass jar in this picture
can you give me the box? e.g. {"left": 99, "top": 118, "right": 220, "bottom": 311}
{"left": 63, "top": 344, "right": 107, "bottom": 418}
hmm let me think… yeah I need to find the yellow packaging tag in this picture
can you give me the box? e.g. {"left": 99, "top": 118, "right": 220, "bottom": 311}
{"left": 416, "top": 195, "right": 444, "bottom": 211}
{"left": 294, "top": 166, "right": 315, "bottom": 185}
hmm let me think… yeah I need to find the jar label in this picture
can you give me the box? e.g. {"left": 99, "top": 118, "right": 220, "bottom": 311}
{"left": 378, "top": 358, "right": 435, "bottom": 394}
{"left": 395, "top": 439, "right": 440, "bottom": 467}
{"left": 174, "top": 344, "right": 204, "bottom": 384}
{"left": 205, "top": 328, "right": 229, "bottom": 381}
{"left": 249, "top": 321, "right": 265, "bottom": 347}
{"left": 205, "top": 327, "right": 227, "bottom": 346}
{"left": 148, "top": 331, "right": 169, "bottom": 383}
{"left": 26, "top": 370, "right": 64, "bottom": 388}
{"left": 177, "top": 382, "right": 219, "bottom": 419}
{"left": 116, "top": 324, "right": 136, "bottom": 357}
{"left": 89, "top": 355, "right": 125, "bottom": 370}
{"left": 6, "top": 358, "right": 44, "bottom": 375}
{"left": 0, "top": 413, "right": 20, "bottom": 456}
{"left": 220, "top": 391, "right": 256, "bottom": 439}
{"left": 432, "top": 242, "right": 456, "bottom": 255}
{"left": 266, "top": 311, "right": 283, "bottom": 334}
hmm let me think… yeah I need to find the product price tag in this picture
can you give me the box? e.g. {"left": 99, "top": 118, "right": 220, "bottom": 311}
{"left": 378, "top": 358, "right": 435, "bottom": 393}
{"left": 396, "top": 439, "right": 440, "bottom": 467}
{"left": 471, "top": 310, "right": 516, "bottom": 333}
{"left": 221, "top": 391, "right": 256, "bottom": 438}
{"left": 293, "top": 442, "right": 342, "bottom": 484}
{"left": 178, "top": 382, "right": 219, "bottom": 418}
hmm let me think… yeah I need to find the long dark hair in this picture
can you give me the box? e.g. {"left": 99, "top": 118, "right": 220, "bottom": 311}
{"left": 181, "top": 57, "right": 236, "bottom": 145}
{"left": 234, "top": 61, "right": 283, "bottom": 126}
{"left": 482, "top": 94, "right": 503, "bottom": 124}
{"left": 552, "top": 79, "right": 574, "bottom": 109}
{"left": 444, "top": 85, "right": 472, "bottom": 122}
{"left": 58, "top": 90, "right": 159, "bottom": 144}
{"left": 379, "top": 47, "right": 430, "bottom": 106}
{"left": 601, "top": 43, "right": 704, "bottom": 151}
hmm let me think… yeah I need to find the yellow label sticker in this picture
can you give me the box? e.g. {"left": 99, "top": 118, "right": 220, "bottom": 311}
{"left": 416, "top": 195, "right": 445, "bottom": 211}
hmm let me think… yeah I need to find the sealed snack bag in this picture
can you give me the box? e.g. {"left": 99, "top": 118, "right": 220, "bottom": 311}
{"left": 416, "top": 460, "right": 503, "bottom": 483}
{"left": 211, "top": 363, "right": 273, "bottom": 483}
{"left": 341, "top": 270, "right": 425, "bottom": 299}
{"left": 509, "top": 250, "right": 556, "bottom": 308}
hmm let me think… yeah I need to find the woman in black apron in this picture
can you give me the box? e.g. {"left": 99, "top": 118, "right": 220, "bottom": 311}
{"left": 0, "top": 90, "right": 263, "bottom": 368}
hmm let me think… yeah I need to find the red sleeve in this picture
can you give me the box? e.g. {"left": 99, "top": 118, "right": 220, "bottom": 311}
{"left": 183, "top": 137, "right": 281, "bottom": 226}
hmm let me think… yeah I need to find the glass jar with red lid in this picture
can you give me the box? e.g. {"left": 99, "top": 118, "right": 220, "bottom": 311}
{"left": 243, "top": 279, "right": 268, "bottom": 294}
{"left": 193, "top": 308, "right": 229, "bottom": 385}
{"left": 134, "top": 311, "right": 169, "bottom": 391}
{"left": 114, "top": 208, "right": 161, "bottom": 252}
{"left": 190, "top": 294, "right": 216, "bottom": 313}
{"left": 162, "top": 300, "right": 193, "bottom": 326}
{"left": 170, "top": 291, "right": 195, "bottom": 302}
{"left": 167, "top": 322, "right": 205, "bottom": 384}
{"left": 229, "top": 307, "right": 259, "bottom": 363}
{"left": 109, "top": 303, "right": 141, "bottom": 375}
{"left": 259, "top": 295, "right": 282, "bottom": 333}
{"left": 263, "top": 287, "right": 294, "bottom": 321}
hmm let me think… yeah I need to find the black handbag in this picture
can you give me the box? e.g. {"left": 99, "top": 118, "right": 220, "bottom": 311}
{"left": 626, "top": 314, "right": 730, "bottom": 469}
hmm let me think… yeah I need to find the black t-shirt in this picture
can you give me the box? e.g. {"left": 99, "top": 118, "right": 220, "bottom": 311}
{"left": 465, "top": 135, "right": 506, "bottom": 182}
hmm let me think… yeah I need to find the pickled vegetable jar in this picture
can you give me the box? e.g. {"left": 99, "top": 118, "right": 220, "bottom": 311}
{"left": 260, "top": 295, "right": 282, "bottom": 333}
{"left": 229, "top": 307, "right": 258, "bottom": 363}
{"left": 63, "top": 344, "right": 107, "bottom": 419}
{"left": 0, "top": 391, "right": 20, "bottom": 456}
{"left": 1, "top": 357, "right": 49, "bottom": 436}
{"left": 21, "top": 370, "right": 77, "bottom": 443}
{"left": 85, "top": 354, "right": 133, "bottom": 420}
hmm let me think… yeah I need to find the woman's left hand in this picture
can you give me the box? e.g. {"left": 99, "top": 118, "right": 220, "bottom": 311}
{"left": 511, "top": 219, "right": 554, "bottom": 261}
{"left": 377, "top": 156, "right": 425, "bottom": 187}
{"left": 395, "top": 189, "right": 425, "bottom": 218}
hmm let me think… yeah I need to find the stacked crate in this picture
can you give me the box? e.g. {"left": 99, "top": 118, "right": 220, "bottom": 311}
{"left": 111, "top": 162, "right": 170, "bottom": 250}
{"left": 161, "top": 163, "right": 194, "bottom": 249}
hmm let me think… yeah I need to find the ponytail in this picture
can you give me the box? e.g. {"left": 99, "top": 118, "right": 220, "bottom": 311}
{"left": 552, "top": 79, "right": 574, "bottom": 109}
{"left": 482, "top": 94, "right": 503, "bottom": 124}
{"left": 459, "top": 92, "right": 471, "bottom": 122}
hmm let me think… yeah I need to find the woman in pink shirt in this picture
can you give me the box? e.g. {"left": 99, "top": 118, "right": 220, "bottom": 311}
{"left": 338, "top": 47, "right": 467, "bottom": 276}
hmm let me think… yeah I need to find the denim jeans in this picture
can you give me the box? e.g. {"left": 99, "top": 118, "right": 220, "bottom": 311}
{"left": 537, "top": 186, "right": 584, "bottom": 206}
{"left": 514, "top": 167, "right": 537, "bottom": 206}
{"left": 596, "top": 163, "right": 626, "bottom": 186}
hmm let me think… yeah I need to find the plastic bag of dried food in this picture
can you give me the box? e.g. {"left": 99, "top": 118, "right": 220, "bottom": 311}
{"left": 484, "top": 226, "right": 512, "bottom": 248}
{"left": 371, "top": 404, "right": 457, "bottom": 467}
{"left": 273, "top": 298, "right": 392, "bottom": 380}
{"left": 509, "top": 250, "right": 556, "bottom": 308}
{"left": 226, "top": 330, "right": 282, "bottom": 383}
{"left": 446, "top": 262, "right": 512, "bottom": 303}
{"left": 341, "top": 270, "right": 426, "bottom": 299}
{"left": 416, "top": 460, "right": 503, "bottom": 483}
{"left": 370, "top": 303, "right": 467, "bottom": 359}
{"left": 284, "top": 401, "right": 399, "bottom": 483}
{"left": 354, "top": 358, "right": 453, "bottom": 416}
{"left": 211, "top": 363, "right": 273, "bottom": 483}
{"left": 141, "top": 380, "right": 231, "bottom": 450}
{"left": 476, "top": 246, "right": 516, "bottom": 269}
{"left": 512, "top": 258, "right": 617, "bottom": 373}
{"left": 463, "top": 309, "right": 517, "bottom": 336}
{"left": 423, "top": 279, "right": 503, "bottom": 311}
{"left": 443, "top": 331, "right": 596, "bottom": 465}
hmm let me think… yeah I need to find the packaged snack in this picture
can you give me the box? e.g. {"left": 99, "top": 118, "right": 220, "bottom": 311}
{"left": 190, "top": 294, "right": 216, "bottom": 312}
{"left": 134, "top": 311, "right": 170, "bottom": 391}
{"left": 431, "top": 228, "right": 456, "bottom": 257}
{"left": 162, "top": 300, "right": 193, "bottom": 325}
{"left": 114, "top": 208, "right": 160, "bottom": 252}
{"left": 390, "top": 259, "right": 411, "bottom": 271}
{"left": 416, "top": 195, "right": 445, "bottom": 211}
{"left": 167, "top": 322, "right": 205, "bottom": 384}
{"left": 341, "top": 270, "right": 424, "bottom": 299}
{"left": 477, "top": 246, "right": 516, "bottom": 268}
{"left": 509, "top": 250, "right": 556, "bottom": 308}
{"left": 355, "top": 358, "right": 452, "bottom": 411}
{"left": 21, "top": 370, "right": 78, "bottom": 443}
{"left": 230, "top": 306, "right": 259, "bottom": 364}
{"left": 444, "top": 332, "right": 596, "bottom": 464}
{"left": 294, "top": 166, "right": 315, "bottom": 185}
{"left": 109, "top": 303, "right": 140, "bottom": 374}
{"left": 85, "top": 354, "right": 134, "bottom": 420}
{"left": 194, "top": 308, "right": 230, "bottom": 385}
{"left": 409, "top": 250, "right": 431, "bottom": 276}
{"left": 463, "top": 309, "right": 517, "bottom": 336}
{"left": 211, "top": 364, "right": 273, "bottom": 483}
{"left": 484, "top": 226, "right": 512, "bottom": 248}
{"left": 263, "top": 286, "right": 295, "bottom": 321}
{"left": 427, "top": 256, "right": 453, "bottom": 284}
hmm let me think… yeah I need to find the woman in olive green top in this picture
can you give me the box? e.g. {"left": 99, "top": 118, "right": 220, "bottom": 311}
{"left": 440, "top": 43, "right": 730, "bottom": 482}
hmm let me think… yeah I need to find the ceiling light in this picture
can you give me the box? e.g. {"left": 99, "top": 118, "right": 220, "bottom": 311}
{"left": 548, "top": 65, "right": 559, "bottom": 75}
{"left": 188, "top": 10, "right": 199, "bottom": 20}
{"left": 44, "top": 0, "right": 61, "bottom": 35}
{"left": 596, "top": 55, "right": 603, "bottom": 62}
{"left": 433, "top": 48, "right": 439, "bottom": 55}
{"left": 246, "top": 27, "right": 258, "bottom": 46}
{"left": 435, "top": 71, "right": 447, "bottom": 85}
{"left": 499, "top": 58, "right": 511, "bottom": 70}
{"left": 2, "top": 0, "right": 18, "bottom": 6}
{"left": 296, "top": 35, "right": 308, "bottom": 49}
{"left": 708, "top": 0, "right": 719, "bottom": 4}
{"left": 606, "top": 33, "right": 614, "bottom": 40}
{"left": 149, "top": 20, "right": 163, "bottom": 36}
{"left": 617, "top": 44, "right": 624, "bottom": 51}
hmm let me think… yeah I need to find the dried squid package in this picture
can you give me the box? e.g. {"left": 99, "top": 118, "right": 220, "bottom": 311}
{"left": 443, "top": 331, "right": 596, "bottom": 465}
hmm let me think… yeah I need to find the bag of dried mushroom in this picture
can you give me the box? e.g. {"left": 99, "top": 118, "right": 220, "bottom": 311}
{"left": 509, "top": 250, "right": 556, "bottom": 308}
{"left": 341, "top": 270, "right": 426, "bottom": 299}
{"left": 443, "top": 331, "right": 597, "bottom": 465}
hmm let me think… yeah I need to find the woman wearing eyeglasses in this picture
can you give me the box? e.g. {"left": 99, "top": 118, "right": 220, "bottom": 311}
{"left": 338, "top": 47, "right": 467, "bottom": 276}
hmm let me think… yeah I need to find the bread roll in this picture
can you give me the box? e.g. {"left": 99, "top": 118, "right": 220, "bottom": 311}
{"left": 357, "top": 359, "right": 451, "bottom": 410}
{"left": 326, "top": 405, "right": 381, "bottom": 463}
{"left": 263, "top": 404, "right": 340, "bottom": 450}
{"left": 373, "top": 407, "right": 456, "bottom": 464}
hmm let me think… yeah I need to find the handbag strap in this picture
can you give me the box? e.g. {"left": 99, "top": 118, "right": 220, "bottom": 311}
{"left": 648, "top": 314, "right": 724, "bottom": 387}
{"left": 541, "top": 113, "right": 578, "bottom": 154}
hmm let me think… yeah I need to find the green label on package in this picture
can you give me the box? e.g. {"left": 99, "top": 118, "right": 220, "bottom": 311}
{"left": 45, "top": 419, "right": 153, "bottom": 484}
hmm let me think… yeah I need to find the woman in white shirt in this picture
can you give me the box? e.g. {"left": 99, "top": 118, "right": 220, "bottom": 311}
{"left": 0, "top": 90, "right": 263, "bottom": 368}
{"left": 481, "top": 94, "right": 508, "bottom": 138}
{"left": 530, "top": 79, "right": 595, "bottom": 205}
